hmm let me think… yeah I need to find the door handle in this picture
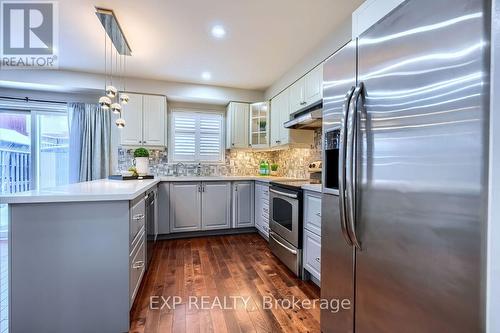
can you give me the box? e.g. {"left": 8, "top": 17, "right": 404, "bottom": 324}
{"left": 339, "top": 86, "right": 355, "bottom": 247}
{"left": 345, "top": 83, "right": 364, "bottom": 250}
{"left": 270, "top": 232, "right": 297, "bottom": 254}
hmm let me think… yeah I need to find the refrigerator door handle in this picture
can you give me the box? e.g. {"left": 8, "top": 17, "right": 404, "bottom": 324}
{"left": 338, "top": 86, "right": 356, "bottom": 246}
{"left": 345, "top": 82, "right": 364, "bottom": 250}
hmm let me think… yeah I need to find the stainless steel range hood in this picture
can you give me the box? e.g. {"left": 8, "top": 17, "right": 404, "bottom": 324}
{"left": 284, "top": 102, "right": 323, "bottom": 129}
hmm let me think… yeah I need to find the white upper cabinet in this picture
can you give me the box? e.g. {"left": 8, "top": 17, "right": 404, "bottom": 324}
{"left": 289, "top": 79, "right": 306, "bottom": 113}
{"left": 142, "top": 95, "right": 166, "bottom": 146}
{"left": 249, "top": 102, "right": 270, "bottom": 149}
{"left": 352, "top": 0, "right": 405, "bottom": 38}
{"left": 270, "top": 89, "right": 289, "bottom": 146}
{"left": 226, "top": 102, "right": 250, "bottom": 149}
{"left": 270, "top": 89, "right": 314, "bottom": 148}
{"left": 119, "top": 93, "right": 166, "bottom": 147}
{"left": 288, "top": 63, "right": 324, "bottom": 114}
{"left": 120, "top": 93, "right": 143, "bottom": 146}
{"left": 304, "top": 63, "right": 323, "bottom": 105}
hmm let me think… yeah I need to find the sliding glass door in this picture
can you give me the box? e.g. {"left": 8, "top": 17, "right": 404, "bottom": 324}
{"left": 0, "top": 111, "right": 32, "bottom": 194}
{"left": 35, "top": 112, "right": 69, "bottom": 189}
{"left": 0, "top": 108, "right": 69, "bottom": 194}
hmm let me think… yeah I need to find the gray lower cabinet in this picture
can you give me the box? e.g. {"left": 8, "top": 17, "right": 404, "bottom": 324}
{"left": 129, "top": 196, "right": 146, "bottom": 306}
{"left": 303, "top": 229, "right": 321, "bottom": 280}
{"left": 303, "top": 190, "right": 322, "bottom": 282}
{"left": 129, "top": 228, "right": 146, "bottom": 307}
{"left": 254, "top": 181, "right": 270, "bottom": 238}
{"left": 202, "top": 182, "right": 231, "bottom": 230}
{"left": 169, "top": 182, "right": 202, "bottom": 232}
{"left": 158, "top": 182, "right": 170, "bottom": 234}
{"left": 233, "top": 181, "right": 254, "bottom": 228}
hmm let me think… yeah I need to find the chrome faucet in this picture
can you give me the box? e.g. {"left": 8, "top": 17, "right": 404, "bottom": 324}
{"left": 196, "top": 163, "right": 202, "bottom": 176}
{"left": 173, "top": 162, "right": 185, "bottom": 176}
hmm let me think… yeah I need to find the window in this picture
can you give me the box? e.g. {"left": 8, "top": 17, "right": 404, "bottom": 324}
{"left": 170, "top": 110, "right": 224, "bottom": 163}
{"left": 0, "top": 101, "right": 69, "bottom": 194}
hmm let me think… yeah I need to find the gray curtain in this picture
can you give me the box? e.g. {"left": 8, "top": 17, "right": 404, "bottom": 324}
{"left": 68, "top": 103, "right": 111, "bottom": 182}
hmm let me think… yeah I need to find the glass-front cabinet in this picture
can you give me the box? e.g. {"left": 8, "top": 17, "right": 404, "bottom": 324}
{"left": 249, "top": 102, "right": 269, "bottom": 148}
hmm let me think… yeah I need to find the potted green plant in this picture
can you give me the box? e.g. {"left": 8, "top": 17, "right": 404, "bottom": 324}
{"left": 270, "top": 163, "right": 279, "bottom": 176}
{"left": 259, "top": 119, "right": 267, "bottom": 131}
{"left": 133, "top": 147, "right": 150, "bottom": 176}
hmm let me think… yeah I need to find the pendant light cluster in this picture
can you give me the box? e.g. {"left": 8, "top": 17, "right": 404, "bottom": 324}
{"left": 98, "top": 35, "right": 128, "bottom": 128}
{"left": 95, "top": 8, "right": 132, "bottom": 128}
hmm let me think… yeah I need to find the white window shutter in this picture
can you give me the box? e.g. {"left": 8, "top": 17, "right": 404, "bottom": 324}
{"left": 171, "top": 111, "right": 224, "bottom": 163}
{"left": 172, "top": 113, "right": 196, "bottom": 161}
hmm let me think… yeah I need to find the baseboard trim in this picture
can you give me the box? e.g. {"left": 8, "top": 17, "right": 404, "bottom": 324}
{"left": 157, "top": 227, "right": 258, "bottom": 240}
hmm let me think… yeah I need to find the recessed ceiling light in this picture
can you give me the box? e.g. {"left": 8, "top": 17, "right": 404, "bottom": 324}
{"left": 202, "top": 71, "right": 211, "bottom": 80}
{"left": 211, "top": 25, "right": 226, "bottom": 39}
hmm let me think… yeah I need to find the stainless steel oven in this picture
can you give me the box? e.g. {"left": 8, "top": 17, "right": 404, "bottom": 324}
{"left": 269, "top": 183, "right": 303, "bottom": 277}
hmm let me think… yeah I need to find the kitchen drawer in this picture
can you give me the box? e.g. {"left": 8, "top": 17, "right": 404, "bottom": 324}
{"left": 304, "top": 191, "right": 321, "bottom": 236}
{"left": 303, "top": 229, "right": 321, "bottom": 280}
{"left": 130, "top": 197, "right": 146, "bottom": 244}
{"left": 129, "top": 231, "right": 146, "bottom": 307}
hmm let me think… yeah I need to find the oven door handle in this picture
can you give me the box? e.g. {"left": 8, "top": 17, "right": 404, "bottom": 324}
{"left": 270, "top": 232, "right": 298, "bottom": 254}
{"left": 269, "top": 188, "right": 298, "bottom": 199}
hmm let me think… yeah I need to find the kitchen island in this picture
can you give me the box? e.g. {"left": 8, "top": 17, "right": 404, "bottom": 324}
{"left": 0, "top": 175, "right": 306, "bottom": 333}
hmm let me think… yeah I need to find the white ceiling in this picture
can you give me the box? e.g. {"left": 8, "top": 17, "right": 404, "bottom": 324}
{"left": 58, "top": 0, "right": 364, "bottom": 90}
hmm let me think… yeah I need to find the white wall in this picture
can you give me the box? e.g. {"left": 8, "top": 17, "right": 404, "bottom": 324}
{"left": 487, "top": 1, "right": 500, "bottom": 332}
{"left": 264, "top": 17, "right": 352, "bottom": 100}
{"left": 0, "top": 69, "right": 264, "bottom": 104}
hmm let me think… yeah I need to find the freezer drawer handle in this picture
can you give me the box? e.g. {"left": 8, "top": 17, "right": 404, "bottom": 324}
{"left": 269, "top": 188, "right": 298, "bottom": 199}
{"left": 270, "top": 232, "right": 297, "bottom": 255}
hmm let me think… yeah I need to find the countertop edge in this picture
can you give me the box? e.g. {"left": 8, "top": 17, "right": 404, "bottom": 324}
{"left": 1, "top": 179, "right": 161, "bottom": 205}
{"left": 0, "top": 177, "right": 311, "bottom": 204}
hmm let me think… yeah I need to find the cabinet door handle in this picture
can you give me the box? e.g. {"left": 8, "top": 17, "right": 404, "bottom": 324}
{"left": 133, "top": 260, "right": 144, "bottom": 269}
{"left": 235, "top": 185, "right": 238, "bottom": 191}
{"left": 133, "top": 214, "right": 144, "bottom": 221}
{"left": 202, "top": 184, "right": 205, "bottom": 192}
{"left": 300, "top": 101, "right": 307, "bottom": 105}
{"left": 315, "top": 257, "right": 320, "bottom": 263}
{"left": 316, "top": 212, "right": 321, "bottom": 217}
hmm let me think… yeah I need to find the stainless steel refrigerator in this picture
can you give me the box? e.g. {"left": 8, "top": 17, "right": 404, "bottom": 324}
{"left": 321, "top": 0, "right": 490, "bottom": 332}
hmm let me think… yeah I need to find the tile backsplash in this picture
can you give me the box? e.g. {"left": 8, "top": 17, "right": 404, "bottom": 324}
{"left": 117, "top": 129, "right": 322, "bottom": 179}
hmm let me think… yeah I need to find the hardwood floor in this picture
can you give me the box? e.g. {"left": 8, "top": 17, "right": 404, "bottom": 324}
{"left": 130, "top": 233, "right": 321, "bottom": 333}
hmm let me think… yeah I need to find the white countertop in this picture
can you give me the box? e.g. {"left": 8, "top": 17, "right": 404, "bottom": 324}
{"left": 0, "top": 176, "right": 306, "bottom": 204}
{"left": 0, "top": 178, "right": 161, "bottom": 204}
{"left": 301, "top": 184, "right": 322, "bottom": 193}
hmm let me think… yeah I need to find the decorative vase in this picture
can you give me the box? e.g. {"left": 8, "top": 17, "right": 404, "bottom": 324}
{"left": 270, "top": 170, "right": 278, "bottom": 176}
{"left": 134, "top": 157, "right": 149, "bottom": 175}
